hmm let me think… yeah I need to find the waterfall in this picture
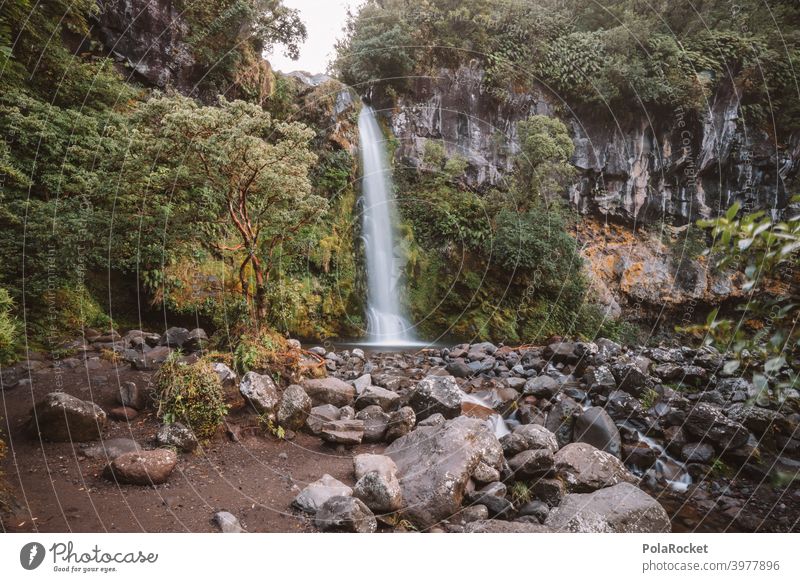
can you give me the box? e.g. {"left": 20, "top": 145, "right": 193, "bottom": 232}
{"left": 357, "top": 105, "right": 416, "bottom": 345}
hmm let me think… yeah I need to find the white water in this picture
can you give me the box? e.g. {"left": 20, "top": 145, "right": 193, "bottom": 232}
{"left": 460, "top": 390, "right": 511, "bottom": 439}
{"left": 358, "top": 105, "right": 417, "bottom": 345}
{"left": 620, "top": 421, "right": 692, "bottom": 493}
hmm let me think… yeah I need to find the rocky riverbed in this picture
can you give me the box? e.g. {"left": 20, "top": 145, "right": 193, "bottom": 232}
{"left": 1, "top": 328, "right": 798, "bottom": 532}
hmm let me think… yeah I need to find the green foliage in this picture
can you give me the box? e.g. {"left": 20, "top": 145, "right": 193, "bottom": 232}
{"left": 639, "top": 388, "right": 659, "bottom": 410}
{"left": 510, "top": 481, "right": 532, "bottom": 506}
{"left": 336, "top": 0, "right": 800, "bottom": 129}
{"left": 154, "top": 354, "right": 229, "bottom": 439}
{"left": 685, "top": 199, "right": 800, "bottom": 400}
{"left": 0, "top": 288, "right": 19, "bottom": 365}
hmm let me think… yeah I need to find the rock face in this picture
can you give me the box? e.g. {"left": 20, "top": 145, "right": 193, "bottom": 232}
{"left": 554, "top": 442, "right": 637, "bottom": 492}
{"left": 385, "top": 416, "right": 502, "bottom": 528}
{"left": 30, "top": 392, "right": 107, "bottom": 442}
{"left": 387, "top": 64, "right": 795, "bottom": 225}
{"left": 104, "top": 449, "right": 178, "bottom": 485}
{"left": 545, "top": 482, "right": 671, "bottom": 533}
{"left": 301, "top": 377, "right": 356, "bottom": 407}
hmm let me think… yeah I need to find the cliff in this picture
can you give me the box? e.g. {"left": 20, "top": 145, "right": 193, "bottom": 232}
{"left": 384, "top": 64, "right": 798, "bottom": 226}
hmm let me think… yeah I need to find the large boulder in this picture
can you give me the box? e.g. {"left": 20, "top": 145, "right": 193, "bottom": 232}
{"left": 292, "top": 474, "right": 352, "bottom": 514}
{"left": 103, "top": 449, "right": 178, "bottom": 485}
{"left": 545, "top": 396, "right": 582, "bottom": 449}
{"left": 277, "top": 384, "right": 312, "bottom": 430}
{"left": 385, "top": 406, "right": 416, "bottom": 442}
{"left": 239, "top": 372, "right": 279, "bottom": 416}
{"left": 501, "top": 424, "right": 559, "bottom": 458}
{"left": 508, "top": 449, "right": 555, "bottom": 478}
{"left": 353, "top": 454, "right": 403, "bottom": 513}
{"left": 355, "top": 405, "right": 390, "bottom": 442}
{"left": 554, "top": 442, "right": 637, "bottom": 492}
{"left": 523, "top": 375, "right": 559, "bottom": 398}
{"left": 116, "top": 381, "right": 146, "bottom": 411}
{"left": 354, "top": 385, "right": 400, "bottom": 412}
{"left": 158, "top": 327, "right": 190, "bottom": 348}
{"left": 320, "top": 420, "right": 364, "bottom": 445}
{"left": 314, "top": 496, "right": 377, "bottom": 533}
{"left": 385, "top": 416, "right": 502, "bottom": 528}
{"left": 573, "top": 407, "right": 622, "bottom": 458}
{"left": 305, "top": 404, "right": 340, "bottom": 434}
{"left": 545, "top": 482, "right": 671, "bottom": 532}
{"left": 684, "top": 403, "right": 750, "bottom": 450}
{"left": 29, "top": 392, "right": 107, "bottom": 442}
{"left": 408, "top": 375, "right": 463, "bottom": 421}
{"left": 301, "top": 377, "right": 356, "bottom": 407}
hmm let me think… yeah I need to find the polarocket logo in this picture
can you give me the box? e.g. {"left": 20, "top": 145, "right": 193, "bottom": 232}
{"left": 20, "top": 542, "right": 46, "bottom": 570}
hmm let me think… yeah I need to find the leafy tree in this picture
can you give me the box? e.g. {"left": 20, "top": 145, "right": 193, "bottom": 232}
{"left": 120, "top": 95, "right": 324, "bottom": 324}
{"left": 688, "top": 199, "right": 800, "bottom": 399}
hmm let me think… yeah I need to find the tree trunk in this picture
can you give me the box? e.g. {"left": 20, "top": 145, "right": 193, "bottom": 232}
{"left": 251, "top": 254, "right": 268, "bottom": 324}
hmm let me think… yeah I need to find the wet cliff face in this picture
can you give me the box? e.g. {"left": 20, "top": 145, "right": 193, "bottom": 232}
{"left": 95, "top": 0, "right": 197, "bottom": 92}
{"left": 385, "top": 64, "right": 798, "bottom": 225}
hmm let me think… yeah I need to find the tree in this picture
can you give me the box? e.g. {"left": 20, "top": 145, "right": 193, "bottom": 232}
{"left": 123, "top": 95, "right": 324, "bottom": 324}
{"left": 689, "top": 199, "right": 800, "bottom": 400}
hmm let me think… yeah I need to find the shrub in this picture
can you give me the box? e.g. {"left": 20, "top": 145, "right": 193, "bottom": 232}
{"left": 0, "top": 288, "right": 18, "bottom": 364}
{"left": 154, "top": 354, "right": 228, "bottom": 439}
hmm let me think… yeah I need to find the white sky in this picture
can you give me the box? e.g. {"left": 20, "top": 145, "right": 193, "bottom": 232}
{"left": 266, "top": 0, "right": 364, "bottom": 74}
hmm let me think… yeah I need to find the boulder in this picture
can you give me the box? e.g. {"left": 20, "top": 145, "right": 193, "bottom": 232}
{"left": 545, "top": 396, "right": 582, "bottom": 449}
{"left": 385, "top": 406, "right": 416, "bottom": 442}
{"left": 584, "top": 365, "right": 617, "bottom": 393}
{"left": 355, "top": 405, "right": 390, "bottom": 442}
{"left": 500, "top": 424, "right": 559, "bottom": 458}
{"left": 81, "top": 438, "right": 141, "bottom": 461}
{"left": 352, "top": 374, "right": 372, "bottom": 395}
{"left": 305, "top": 404, "right": 340, "bottom": 435}
{"left": 116, "top": 381, "right": 146, "bottom": 410}
{"left": 212, "top": 511, "right": 246, "bottom": 533}
{"left": 465, "top": 490, "right": 514, "bottom": 519}
{"left": 158, "top": 327, "right": 189, "bottom": 348}
{"left": 523, "top": 375, "right": 560, "bottom": 398}
{"left": 463, "top": 520, "right": 553, "bottom": 533}
{"left": 292, "top": 474, "right": 352, "bottom": 514}
{"left": 104, "top": 449, "right": 178, "bottom": 485}
{"left": 108, "top": 406, "right": 139, "bottom": 421}
{"left": 353, "top": 455, "right": 403, "bottom": 513}
{"left": 508, "top": 449, "right": 554, "bottom": 478}
{"left": 554, "top": 442, "right": 637, "bottom": 492}
{"left": 544, "top": 342, "right": 581, "bottom": 364}
{"left": 29, "top": 392, "right": 107, "bottom": 442}
{"left": 684, "top": 403, "right": 750, "bottom": 450}
{"left": 385, "top": 416, "right": 502, "bottom": 528}
{"left": 277, "top": 384, "right": 312, "bottom": 430}
{"left": 314, "top": 496, "right": 377, "bottom": 533}
{"left": 183, "top": 328, "right": 208, "bottom": 352}
{"left": 354, "top": 385, "right": 400, "bottom": 412}
{"left": 239, "top": 372, "right": 279, "bottom": 415}
{"left": 301, "top": 377, "right": 356, "bottom": 407}
{"left": 408, "top": 375, "right": 463, "bottom": 421}
{"left": 156, "top": 422, "right": 198, "bottom": 453}
{"left": 211, "top": 362, "right": 238, "bottom": 389}
{"left": 545, "top": 482, "right": 670, "bottom": 532}
{"left": 130, "top": 345, "right": 173, "bottom": 370}
{"left": 611, "top": 359, "right": 653, "bottom": 397}
{"left": 681, "top": 442, "right": 715, "bottom": 464}
{"left": 445, "top": 360, "right": 473, "bottom": 378}
{"left": 573, "top": 406, "right": 622, "bottom": 458}
{"left": 320, "top": 420, "right": 364, "bottom": 445}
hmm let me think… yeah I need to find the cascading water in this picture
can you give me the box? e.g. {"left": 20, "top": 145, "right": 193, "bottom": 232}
{"left": 357, "top": 105, "right": 416, "bottom": 345}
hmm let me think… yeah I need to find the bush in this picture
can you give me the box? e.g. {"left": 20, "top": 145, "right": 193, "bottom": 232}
{"left": 154, "top": 355, "right": 228, "bottom": 439}
{"left": 0, "top": 288, "right": 18, "bottom": 364}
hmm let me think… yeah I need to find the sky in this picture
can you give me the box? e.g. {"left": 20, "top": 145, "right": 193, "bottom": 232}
{"left": 266, "top": 0, "right": 363, "bottom": 74}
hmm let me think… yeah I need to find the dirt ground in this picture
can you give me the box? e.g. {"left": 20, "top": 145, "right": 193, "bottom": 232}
{"left": 1, "top": 358, "right": 382, "bottom": 533}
